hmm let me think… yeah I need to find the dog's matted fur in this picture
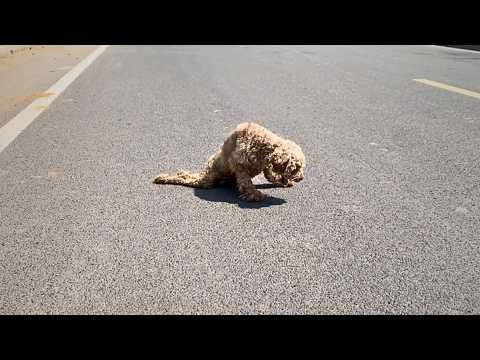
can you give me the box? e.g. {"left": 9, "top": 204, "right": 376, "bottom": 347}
{"left": 153, "top": 122, "right": 305, "bottom": 201}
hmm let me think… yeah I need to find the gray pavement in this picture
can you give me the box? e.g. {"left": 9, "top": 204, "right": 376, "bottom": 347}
{"left": 0, "top": 45, "right": 479, "bottom": 314}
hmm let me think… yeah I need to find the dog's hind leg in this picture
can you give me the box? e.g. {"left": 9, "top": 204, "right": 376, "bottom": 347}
{"left": 153, "top": 169, "right": 219, "bottom": 188}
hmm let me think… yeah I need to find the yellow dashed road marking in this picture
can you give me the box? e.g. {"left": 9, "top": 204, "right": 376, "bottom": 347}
{"left": 413, "top": 78, "right": 480, "bottom": 100}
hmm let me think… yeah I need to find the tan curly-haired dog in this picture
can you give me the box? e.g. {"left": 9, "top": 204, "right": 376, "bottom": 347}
{"left": 153, "top": 122, "right": 305, "bottom": 201}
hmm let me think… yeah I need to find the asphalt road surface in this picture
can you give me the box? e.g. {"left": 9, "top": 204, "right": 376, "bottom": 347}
{"left": 1, "top": 45, "right": 479, "bottom": 314}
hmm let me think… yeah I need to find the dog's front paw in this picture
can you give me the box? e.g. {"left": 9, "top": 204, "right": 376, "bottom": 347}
{"left": 240, "top": 190, "right": 267, "bottom": 202}
{"left": 273, "top": 180, "right": 294, "bottom": 188}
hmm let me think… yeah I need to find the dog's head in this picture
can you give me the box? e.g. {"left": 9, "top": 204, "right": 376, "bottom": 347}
{"left": 271, "top": 141, "right": 305, "bottom": 187}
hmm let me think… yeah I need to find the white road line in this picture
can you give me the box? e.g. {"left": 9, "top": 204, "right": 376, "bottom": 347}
{"left": 428, "top": 45, "right": 480, "bottom": 55}
{"left": 0, "top": 45, "right": 109, "bottom": 154}
{"left": 413, "top": 78, "right": 480, "bottom": 100}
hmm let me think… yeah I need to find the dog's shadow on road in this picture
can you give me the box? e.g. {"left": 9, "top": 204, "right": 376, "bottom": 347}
{"left": 193, "top": 184, "right": 287, "bottom": 209}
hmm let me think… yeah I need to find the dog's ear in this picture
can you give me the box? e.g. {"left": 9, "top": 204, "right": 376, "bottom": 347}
{"left": 270, "top": 149, "right": 283, "bottom": 167}
{"left": 279, "top": 156, "right": 295, "bottom": 175}
{"left": 270, "top": 152, "right": 287, "bottom": 172}
{"left": 285, "top": 157, "right": 297, "bottom": 176}
{"left": 271, "top": 149, "right": 298, "bottom": 174}
{"left": 292, "top": 161, "right": 305, "bottom": 181}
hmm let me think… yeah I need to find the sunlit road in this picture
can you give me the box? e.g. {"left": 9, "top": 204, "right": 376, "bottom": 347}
{"left": 1, "top": 45, "right": 479, "bottom": 314}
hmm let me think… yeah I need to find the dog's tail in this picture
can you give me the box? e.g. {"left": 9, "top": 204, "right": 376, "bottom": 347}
{"left": 153, "top": 170, "right": 215, "bottom": 188}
